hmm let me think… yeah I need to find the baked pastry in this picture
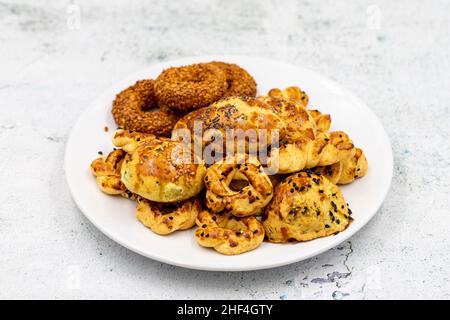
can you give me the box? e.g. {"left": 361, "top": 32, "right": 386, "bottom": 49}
{"left": 308, "top": 109, "right": 331, "bottom": 132}
{"left": 115, "top": 131, "right": 206, "bottom": 202}
{"left": 270, "top": 130, "right": 356, "bottom": 174}
{"left": 136, "top": 197, "right": 201, "bottom": 235}
{"left": 205, "top": 154, "right": 273, "bottom": 217}
{"left": 195, "top": 211, "right": 265, "bottom": 255}
{"left": 262, "top": 171, "right": 352, "bottom": 242}
{"left": 111, "top": 79, "right": 180, "bottom": 137}
{"left": 172, "top": 97, "right": 287, "bottom": 152}
{"left": 265, "top": 86, "right": 309, "bottom": 108}
{"left": 257, "top": 95, "right": 355, "bottom": 173}
{"left": 90, "top": 149, "right": 141, "bottom": 200}
{"left": 315, "top": 148, "right": 368, "bottom": 184}
{"left": 154, "top": 63, "right": 227, "bottom": 112}
{"left": 258, "top": 95, "right": 317, "bottom": 140}
{"left": 90, "top": 149, "right": 127, "bottom": 195}
{"left": 208, "top": 61, "right": 257, "bottom": 97}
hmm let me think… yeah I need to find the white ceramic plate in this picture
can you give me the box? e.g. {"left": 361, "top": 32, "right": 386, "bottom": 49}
{"left": 65, "top": 55, "right": 393, "bottom": 271}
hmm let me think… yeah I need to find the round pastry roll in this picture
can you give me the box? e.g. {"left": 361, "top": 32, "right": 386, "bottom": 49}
{"left": 262, "top": 171, "right": 353, "bottom": 242}
{"left": 195, "top": 211, "right": 265, "bottom": 255}
{"left": 205, "top": 154, "right": 273, "bottom": 217}
{"left": 136, "top": 197, "right": 201, "bottom": 235}
{"left": 120, "top": 136, "right": 206, "bottom": 202}
{"left": 171, "top": 97, "right": 287, "bottom": 153}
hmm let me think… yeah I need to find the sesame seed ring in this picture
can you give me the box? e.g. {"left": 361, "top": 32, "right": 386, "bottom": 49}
{"left": 154, "top": 63, "right": 227, "bottom": 112}
{"left": 136, "top": 196, "right": 202, "bottom": 235}
{"left": 112, "top": 79, "right": 179, "bottom": 137}
{"left": 205, "top": 154, "right": 273, "bottom": 217}
{"left": 208, "top": 61, "right": 257, "bottom": 97}
{"left": 195, "top": 211, "right": 265, "bottom": 255}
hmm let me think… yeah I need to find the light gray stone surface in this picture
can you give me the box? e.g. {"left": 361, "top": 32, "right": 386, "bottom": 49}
{"left": 0, "top": 0, "right": 449, "bottom": 299}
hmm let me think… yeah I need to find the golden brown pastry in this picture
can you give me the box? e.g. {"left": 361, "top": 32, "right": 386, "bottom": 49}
{"left": 315, "top": 148, "right": 368, "bottom": 184}
{"left": 262, "top": 171, "right": 352, "bottom": 242}
{"left": 136, "top": 197, "right": 201, "bottom": 235}
{"left": 269, "top": 130, "right": 356, "bottom": 174}
{"left": 112, "top": 129, "right": 156, "bottom": 153}
{"left": 308, "top": 109, "right": 331, "bottom": 132}
{"left": 256, "top": 95, "right": 355, "bottom": 174}
{"left": 90, "top": 149, "right": 127, "bottom": 195}
{"left": 115, "top": 131, "right": 206, "bottom": 202}
{"left": 262, "top": 86, "right": 331, "bottom": 132}
{"left": 258, "top": 95, "right": 317, "bottom": 140}
{"left": 195, "top": 211, "right": 265, "bottom": 255}
{"left": 265, "top": 86, "right": 309, "bottom": 108}
{"left": 172, "top": 97, "right": 287, "bottom": 151}
{"left": 205, "top": 154, "right": 273, "bottom": 217}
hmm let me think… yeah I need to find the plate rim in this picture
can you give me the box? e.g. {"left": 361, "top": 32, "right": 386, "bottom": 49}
{"left": 65, "top": 55, "right": 393, "bottom": 271}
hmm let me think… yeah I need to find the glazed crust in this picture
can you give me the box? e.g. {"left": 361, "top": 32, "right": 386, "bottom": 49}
{"left": 172, "top": 97, "right": 287, "bottom": 151}
{"left": 204, "top": 154, "right": 273, "bottom": 217}
{"left": 257, "top": 96, "right": 355, "bottom": 173}
{"left": 265, "top": 86, "right": 309, "bottom": 108}
{"left": 209, "top": 61, "right": 257, "bottom": 97}
{"left": 308, "top": 109, "right": 331, "bottom": 132}
{"left": 270, "top": 130, "right": 356, "bottom": 174}
{"left": 119, "top": 134, "right": 206, "bottom": 202}
{"left": 111, "top": 79, "right": 180, "bottom": 137}
{"left": 195, "top": 211, "right": 265, "bottom": 255}
{"left": 258, "top": 96, "right": 317, "bottom": 140}
{"left": 90, "top": 149, "right": 127, "bottom": 195}
{"left": 315, "top": 148, "right": 368, "bottom": 184}
{"left": 136, "top": 197, "right": 201, "bottom": 235}
{"left": 154, "top": 63, "right": 227, "bottom": 112}
{"left": 90, "top": 149, "right": 141, "bottom": 200}
{"left": 262, "top": 171, "right": 352, "bottom": 242}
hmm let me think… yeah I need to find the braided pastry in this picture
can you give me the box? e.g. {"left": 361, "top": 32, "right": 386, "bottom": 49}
{"left": 112, "top": 129, "right": 155, "bottom": 154}
{"left": 195, "top": 211, "right": 265, "bottom": 255}
{"left": 136, "top": 197, "right": 201, "bottom": 235}
{"left": 315, "top": 148, "right": 368, "bottom": 184}
{"left": 205, "top": 154, "right": 273, "bottom": 217}
{"left": 308, "top": 109, "right": 331, "bottom": 132}
{"left": 90, "top": 149, "right": 141, "bottom": 200}
{"left": 90, "top": 149, "right": 127, "bottom": 195}
{"left": 265, "top": 86, "right": 309, "bottom": 108}
{"left": 270, "top": 130, "right": 355, "bottom": 174}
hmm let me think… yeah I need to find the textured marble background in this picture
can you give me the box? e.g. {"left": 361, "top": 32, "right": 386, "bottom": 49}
{"left": 0, "top": 0, "right": 449, "bottom": 299}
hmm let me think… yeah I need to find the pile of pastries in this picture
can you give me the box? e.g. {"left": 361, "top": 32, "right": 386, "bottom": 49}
{"left": 90, "top": 61, "right": 368, "bottom": 255}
